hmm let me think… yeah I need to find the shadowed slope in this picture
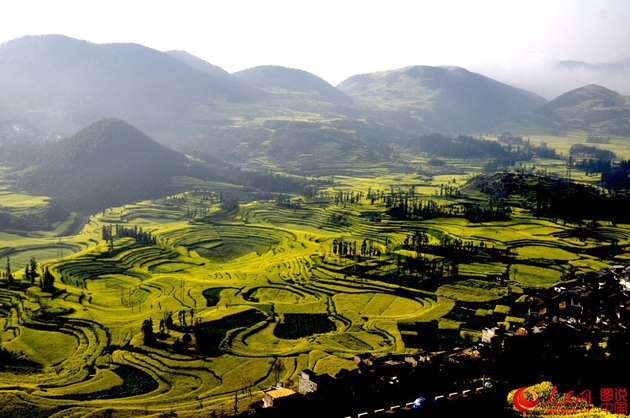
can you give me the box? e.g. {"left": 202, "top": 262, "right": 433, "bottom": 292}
{"left": 18, "top": 118, "right": 189, "bottom": 211}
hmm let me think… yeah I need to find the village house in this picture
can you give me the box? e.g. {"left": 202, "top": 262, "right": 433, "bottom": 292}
{"left": 297, "top": 370, "right": 337, "bottom": 395}
{"left": 262, "top": 387, "right": 297, "bottom": 409}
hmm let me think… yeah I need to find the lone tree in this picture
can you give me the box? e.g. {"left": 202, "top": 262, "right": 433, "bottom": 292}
{"left": 273, "top": 360, "right": 285, "bottom": 385}
{"left": 141, "top": 318, "right": 154, "bottom": 346}
{"left": 5, "top": 257, "right": 13, "bottom": 283}
{"left": 41, "top": 267, "right": 55, "bottom": 292}
{"left": 25, "top": 257, "right": 39, "bottom": 285}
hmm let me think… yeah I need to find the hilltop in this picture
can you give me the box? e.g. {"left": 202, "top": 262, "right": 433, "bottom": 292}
{"left": 18, "top": 118, "right": 189, "bottom": 211}
{"left": 337, "top": 65, "right": 548, "bottom": 134}
{"left": 0, "top": 35, "right": 262, "bottom": 139}
{"left": 165, "top": 50, "right": 230, "bottom": 78}
{"left": 533, "top": 84, "right": 630, "bottom": 135}
{"left": 234, "top": 65, "right": 352, "bottom": 104}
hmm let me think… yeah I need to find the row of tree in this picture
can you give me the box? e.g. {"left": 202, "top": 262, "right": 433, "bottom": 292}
{"left": 1, "top": 257, "right": 55, "bottom": 291}
{"left": 569, "top": 144, "right": 616, "bottom": 160}
{"left": 407, "top": 133, "right": 559, "bottom": 161}
{"left": 101, "top": 224, "right": 156, "bottom": 245}
{"left": 331, "top": 239, "right": 383, "bottom": 258}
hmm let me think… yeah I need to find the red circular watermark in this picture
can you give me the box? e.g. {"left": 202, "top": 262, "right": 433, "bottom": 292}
{"left": 513, "top": 387, "right": 539, "bottom": 412}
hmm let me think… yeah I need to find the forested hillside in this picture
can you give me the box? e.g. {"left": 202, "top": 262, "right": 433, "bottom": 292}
{"left": 17, "top": 118, "right": 189, "bottom": 211}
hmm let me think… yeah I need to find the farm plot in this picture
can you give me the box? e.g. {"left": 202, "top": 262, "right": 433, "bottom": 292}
{"left": 509, "top": 264, "right": 565, "bottom": 288}
{"left": 512, "top": 245, "right": 579, "bottom": 261}
{"left": 436, "top": 279, "right": 510, "bottom": 302}
{"left": 244, "top": 286, "right": 318, "bottom": 304}
{"left": 274, "top": 314, "right": 336, "bottom": 339}
{"left": 194, "top": 242, "right": 256, "bottom": 262}
{"left": 2, "top": 326, "right": 78, "bottom": 366}
{"left": 333, "top": 292, "right": 429, "bottom": 319}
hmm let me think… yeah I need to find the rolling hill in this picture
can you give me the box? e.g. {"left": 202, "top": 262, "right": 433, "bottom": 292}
{"left": 4, "top": 35, "right": 630, "bottom": 172}
{"left": 337, "top": 65, "right": 548, "bottom": 134}
{"left": 17, "top": 118, "right": 190, "bottom": 211}
{"left": 0, "top": 35, "right": 262, "bottom": 139}
{"left": 532, "top": 84, "right": 630, "bottom": 135}
{"left": 176, "top": 65, "right": 401, "bottom": 169}
{"left": 233, "top": 65, "right": 351, "bottom": 104}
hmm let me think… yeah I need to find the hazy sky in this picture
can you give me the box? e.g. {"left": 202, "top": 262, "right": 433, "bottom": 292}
{"left": 2, "top": 0, "right": 629, "bottom": 99}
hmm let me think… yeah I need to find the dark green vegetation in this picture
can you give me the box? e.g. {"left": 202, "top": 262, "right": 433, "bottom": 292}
{"left": 194, "top": 309, "right": 267, "bottom": 353}
{"left": 466, "top": 171, "right": 630, "bottom": 225}
{"left": 202, "top": 287, "right": 233, "bottom": 307}
{"left": 274, "top": 314, "right": 337, "bottom": 339}
{"left": 62, "top": 365, "right": 159, "bottom": 400}
{"left": 17, "top": 118, "right": 188, "bottom": 211}
{"left": 8, "top": 118, "right": 318, "bottom": 217}
{"left": 406, "top": 133, "right": 559, "bottom": 172}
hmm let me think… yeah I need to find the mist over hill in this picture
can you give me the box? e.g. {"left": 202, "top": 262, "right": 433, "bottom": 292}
{"left": 0, "top": 35, "right": 262, "bottom": 139}
{"left": 165, "top": 50, "right": 231, "bottom": 78}
{"left": 471, "top": 58, "right": 630, "bottom": 101}
{"left": 234, "top": 65, "right": 352, "bottom": 104}
{"left": 533, "top": 85, "right": 630, "bottom": 135}
{"left": 337, "top": 66, "right": 548, "bottom": 134}
{"left": 1, "top": 35, "right": 629, "bottom": 172}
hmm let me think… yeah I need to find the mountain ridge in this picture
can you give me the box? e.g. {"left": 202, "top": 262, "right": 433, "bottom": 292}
{"left": 337, "top": 65, "right": 548, "bottom": 134}
{"left": 0, "top": 35, "right": 263, "bottom": 139}
{"left": 1, "top": 35, "right": 629, "bottom": 171}
{"left": 234, "top": 65, "right": 352, "bottom": 104}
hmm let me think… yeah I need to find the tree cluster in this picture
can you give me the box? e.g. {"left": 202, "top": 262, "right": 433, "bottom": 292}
{"left": 601, "top": 160, "right": 630, "bottom": 193}
{"left": 333, "top": 190, "right": 364, "bottom": 205}
{"left": 586, "top": 135, "right": 611, "bottom": 144}
{"left": 328, "top": 213, "right": 348, "bottom": 226}
{"left": 386, "top": 197, "right": 452, "bottom": 220}
{"left": 218, "top": 192, "right": 239, "bottom": 213}
{"left": 569, "top": 144, "right": 616, "bottom": 160}
{"left": 407, "top": 133, "right": 559, "bottom": 162}
{"left": 359, "top": 239, "right": 381, "bottom": 257}
{"left": 102, "top": 224, "right": 156, "bottom": 245}
{"left": 274, "top": 194, "right": 301, "bottom": 209}
{"left": 231, "top": 170, "right": 319, "bottom": 197}
{"left": 2, "top": 257, "right": 14, "bottom": 283}
{"left": 462, "top": 202, "right": 510, "bottom": 223}
{"left": 466, "top": 171, "right": 630, "bottom": 225}
{"left": 23, "top": 257, "right": 39, "bottom": 285}
{"left": 332, "top": 239, "right": 356, "bottom": 257}
{"left": 41, "top": 267, "right": 55, "bottom": 291}
{"left": 574, "top": 158, "right": 613, "bottom": 174}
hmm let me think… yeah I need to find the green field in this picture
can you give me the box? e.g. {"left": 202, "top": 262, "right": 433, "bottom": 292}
{"left": 2, "top": 142, "right": 630, "bottom": 416}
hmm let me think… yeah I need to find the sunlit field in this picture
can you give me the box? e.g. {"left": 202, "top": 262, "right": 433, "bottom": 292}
{"left": 2, "top": 139, "right": 630, "bottom": 416}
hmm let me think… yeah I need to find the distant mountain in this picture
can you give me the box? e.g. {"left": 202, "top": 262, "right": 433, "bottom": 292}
{"left": 337, "top": 66, "right": 547, "bottom": 134}
{"left": 234, "top": 65, "right": 351, "bottom": 104}
{"left": 557, "top": 59, "right": 630, "bottom": 73}
{"left": 5, "top": 35, "right": 630, "bottom": 173}
{"left": 533, "top": 85, "right": 630, "bottom": 135}
{"left": 0, "top": 35, "right": 262, "bottom": 139}
{"left": 18, "top": 118, "right": 189, "bottom": 211}
{"left": 165, "top": 50, "right": 230, "bottom": 78}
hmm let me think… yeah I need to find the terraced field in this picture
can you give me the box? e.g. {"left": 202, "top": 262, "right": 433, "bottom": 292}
{"left": 1, "top": 165, "right": 630, "bottom": 416}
